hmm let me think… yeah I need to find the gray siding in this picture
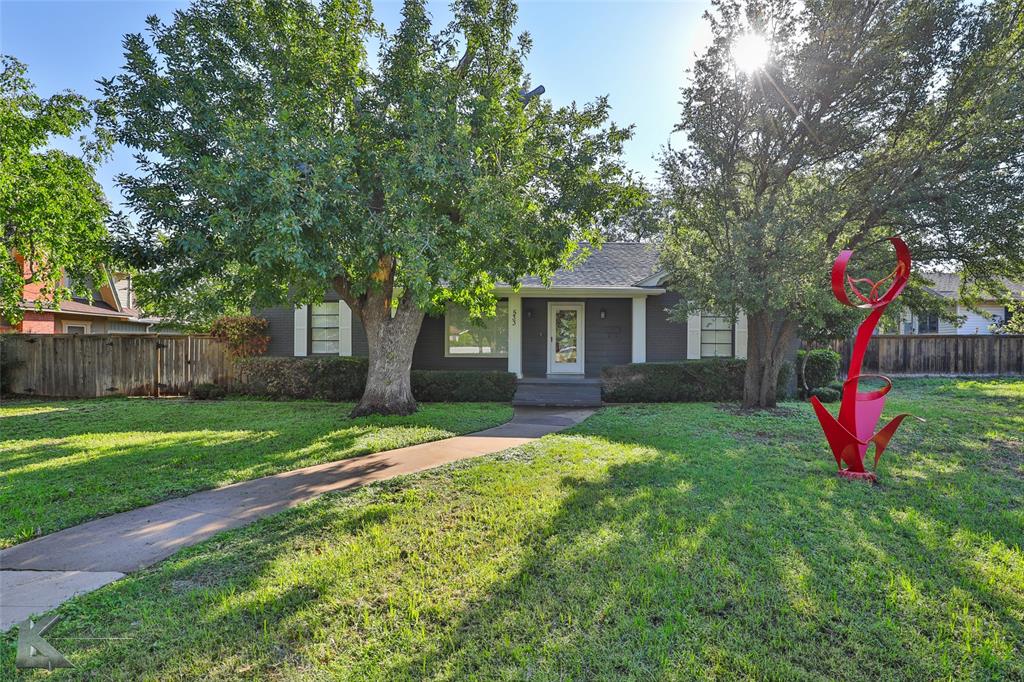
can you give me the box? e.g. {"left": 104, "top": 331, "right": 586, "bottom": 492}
{"left": 522, "top": 298, "right": 548, "bottom": 377}
{"left": 646, "top": 292, "right": 687, "bottom": 361}
{"left": 412, "top": 314, "right": 507, "bottom": 371}
{"left": 521, "top": 298, "right": 630, "bottom": 377}
{"left": 584, "top": 298, "right": 631, "bottom": 377}
{"left": 260, "top": 307, "right": 294, "bottom": 357}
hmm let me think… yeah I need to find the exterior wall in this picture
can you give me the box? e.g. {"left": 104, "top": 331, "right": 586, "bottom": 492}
{"left": 258, "top": 300, "right": 385, "bottom": 359}
{"left": 260, "top": 306, "right": 295, "bottom": 356}
{"left": 15, "top": 254, "right": 50, "bottom": 303}
{"left": 522, "top": 298, "right": 548, "bottom": 377}
{"left": 258, "top": 293, "right": 685, "bottom": 374}
{"left": 411, "top": 314, "right": 507, "bottom": 371}
{"left": 521, "top": 297, "right": 632, "bottom": 377}
{"left": 583, "top": 298, "right": 631, "bottom": 377}
{"left": 55, "top": 317, "right": 108, "bottom": 334}
{"left": 958, "top": 304, "right": 1006, "bottom": 335}
{"left": 645, "top": 292, "right": 687, "bottom": 361}
{"left": 19, "top": 311, "right": 56, "bottom": 334}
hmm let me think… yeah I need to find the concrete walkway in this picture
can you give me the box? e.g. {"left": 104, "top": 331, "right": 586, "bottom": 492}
{"left": 0, "top": 406, "right": 594, "bottom": 631}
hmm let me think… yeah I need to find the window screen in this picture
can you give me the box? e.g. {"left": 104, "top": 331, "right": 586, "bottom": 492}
{"left": 311, "top": 302, "right": 340, "bottom": 354}
{"left": 700, "top": 314, "right": 733, "bottom": 358}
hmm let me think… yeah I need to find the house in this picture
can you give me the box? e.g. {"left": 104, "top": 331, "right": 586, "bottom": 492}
{"left": 899, "top": 272, "right": 1021, "bottom": 335}
{"left": 1, "top": 252, "right": 164, "bottom": 335}
{"left": 261, "top": 243, "right": 748, "bottom": 403}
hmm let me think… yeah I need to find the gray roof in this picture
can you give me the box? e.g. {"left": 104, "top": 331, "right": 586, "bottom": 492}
{"left": 921, "top": 272, "right": 1024, "bottom": 299}
{"left": 518, "top": 242, "right": 663, "bottom": 288}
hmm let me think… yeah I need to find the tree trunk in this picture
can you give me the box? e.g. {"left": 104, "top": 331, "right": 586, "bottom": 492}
{"left": 348, "top": 288, "right": 426, "bottom": 417}
{"left": 742, "top": 310, "right": 797, "bottom": 409}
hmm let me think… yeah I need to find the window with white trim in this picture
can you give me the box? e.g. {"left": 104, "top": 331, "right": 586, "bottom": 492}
{"left": 445, "top": 301, "right": 509, "bottom": 357}
{"left": 63, "top": 320, "right": 91, "bottom": 334}
{"left": 700, "top": 313, "right": 733, "bottom": 357}
{"left": 311, "top": 302, "right": 340, "bottom": 354}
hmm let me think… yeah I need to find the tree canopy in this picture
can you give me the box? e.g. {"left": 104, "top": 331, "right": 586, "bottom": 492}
{"left": 1, "top": 56, "right": 111, "bottom": 324}
{"left": 103, "top": 0, "right": 638, "bottom": 414}
{"left": 661, "top": 0, "right": 1024, "bottom": 406}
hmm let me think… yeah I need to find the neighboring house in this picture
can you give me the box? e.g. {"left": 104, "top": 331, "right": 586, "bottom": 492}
{"left": 1, "top": 253, "right": 164, "bottom": 335}
{"left": 261, "top": 243, "right": 748, "bottom": 379}
{"left": 899, "top": 272, "right": 1021, "bottom": 335}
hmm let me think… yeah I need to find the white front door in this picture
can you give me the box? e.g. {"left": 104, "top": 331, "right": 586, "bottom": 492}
{"left": 547, "top": 303, "right": 585, "bottom": 374}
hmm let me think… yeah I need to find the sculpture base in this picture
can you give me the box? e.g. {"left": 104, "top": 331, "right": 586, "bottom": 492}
{"left": 837, "top": 469, "right": 877, "bottom": 483}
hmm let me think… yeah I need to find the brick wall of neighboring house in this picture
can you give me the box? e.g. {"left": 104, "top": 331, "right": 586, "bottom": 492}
{"left": 19, "top": 311, "right": 57, "bottom": 334}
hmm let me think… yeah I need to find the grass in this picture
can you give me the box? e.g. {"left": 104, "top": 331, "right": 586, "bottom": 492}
{"left": 0, "top": 397, "right": 512, "bottom": 548}
{"left": 2, "top": 378, "right": 1022, "bottom": 680}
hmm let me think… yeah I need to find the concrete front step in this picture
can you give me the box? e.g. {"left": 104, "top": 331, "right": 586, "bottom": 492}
{"left": 513, "top": 379, "right": 602, "bottom": 407}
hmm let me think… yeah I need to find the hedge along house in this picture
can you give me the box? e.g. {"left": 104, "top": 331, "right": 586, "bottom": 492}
{"left": 260, "top": 243, "right": 748, "bottom": 406}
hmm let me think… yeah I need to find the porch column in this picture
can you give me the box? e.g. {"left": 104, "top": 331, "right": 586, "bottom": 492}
{"left": 507, "top": 293, "right": 522, "bottom": 378}
{"left": 631, "top": 295, "right": 646, "bottom": 363}
{"left": 293, "top": 305, "right": 308, "bottom": 357}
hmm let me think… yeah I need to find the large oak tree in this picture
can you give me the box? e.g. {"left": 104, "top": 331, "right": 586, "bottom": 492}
{"left": 103, "top": 0, "right": 637, "bottom": 415}
{"left": 661, "top": 0, "right": 1024, "bottom": 407}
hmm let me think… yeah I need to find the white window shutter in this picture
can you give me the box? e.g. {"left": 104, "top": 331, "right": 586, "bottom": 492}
{"left": 734, "top": 311, "right": 748, "bottom": 359}
{"left": 339, "top": 301, "right": 353, "bottom": 356}
{"left": 686, "top": 310, "right": 701, "bottom": 359}
{"left": 293, "top": 305, "right": 308, "bottom": 357}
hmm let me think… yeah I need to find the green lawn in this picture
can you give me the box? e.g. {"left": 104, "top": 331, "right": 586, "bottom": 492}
{"left": 3, "top": 379, "right": 1022, "bottom": 680}
{"left": 0, "top": 398, "right": 512, "bottom": 548}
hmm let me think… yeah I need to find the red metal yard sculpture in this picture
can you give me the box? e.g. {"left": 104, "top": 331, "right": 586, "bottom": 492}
{"left": 810, "top": 237, "right": 920, "bottom": 482}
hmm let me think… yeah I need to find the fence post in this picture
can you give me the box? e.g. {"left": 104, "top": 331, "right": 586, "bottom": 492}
{"left": 154, "top": 339, "right": 161, "bottom": 398}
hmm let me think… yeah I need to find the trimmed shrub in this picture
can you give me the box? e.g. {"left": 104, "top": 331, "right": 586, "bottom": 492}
{"left": 602, "top": 359, "right": 795, "bottom": 403}
{"left": 602, "top": 359, "right": 736, "bottom": 402}
{"left": 190, "top": 382, "right": 226, "bottom": 400}
{"left": 236, "top": 356, "right": 368, "bottom": 401}
{"left": 210, "top": 315, "right": 270, "bottom": 358}
{"left": 809, "top": 386, "right": 841, "bottom": 403}
{"left": 235, "top": 356, "right": 515, "bottom": 402}
{"left": 796, "top": 349, "right": 842, "bottom": 393}
{"left": 411, "top": 370, "right": 516, "bottom": 402}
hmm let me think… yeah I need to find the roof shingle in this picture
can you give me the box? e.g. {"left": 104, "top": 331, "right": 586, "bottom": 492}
{"left": 518, "top": 243, "right": 662, "bottom": 288}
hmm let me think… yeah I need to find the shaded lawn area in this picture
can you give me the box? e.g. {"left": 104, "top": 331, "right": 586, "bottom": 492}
{"left": 0, "top": 398, "right": 512, "bottom": 548}
{"left": 3, "top": 379, "right": 1022, "bottom": 680}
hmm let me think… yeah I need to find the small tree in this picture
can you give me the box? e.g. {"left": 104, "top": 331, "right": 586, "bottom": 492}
{"left": 103, "top": 0, "right": 637, "bottom": 416}
{"left": 1, "top": 56, "right": 111, "bottom": 324}
{"left": 662, "top": 0, "right": 1024, "bottom": 407}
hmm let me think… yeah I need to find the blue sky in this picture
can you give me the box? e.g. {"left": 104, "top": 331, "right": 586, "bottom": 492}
{"left": 1, "top": 0, "right": 713, "bottom": 209}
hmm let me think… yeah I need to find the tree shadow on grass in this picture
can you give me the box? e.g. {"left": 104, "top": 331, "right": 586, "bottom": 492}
{"left": 4, "top": 392, "right": 1020, "bottom": 680}
{"left": 368, "top": 404, "right": 1023, "bottom": 680}
{"left": 0, "top": 399, "right": 510, "bottom": 547}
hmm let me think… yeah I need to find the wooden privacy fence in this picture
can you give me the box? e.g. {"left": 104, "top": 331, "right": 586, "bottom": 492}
{"left": 0, "top": 334, "right": 237, "bottom": 398}
{"left": 831, "top": 334, "right": 1024, "bottom": 376}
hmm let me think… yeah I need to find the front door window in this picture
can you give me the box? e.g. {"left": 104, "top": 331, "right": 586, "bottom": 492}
{"left": 548, "top": 303, "right": 584, "bottom": 374}
{"left": 555, "top": 309, "right": 577, "bottom": 363}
